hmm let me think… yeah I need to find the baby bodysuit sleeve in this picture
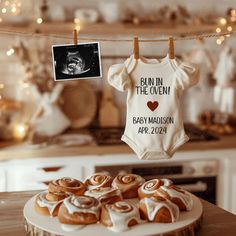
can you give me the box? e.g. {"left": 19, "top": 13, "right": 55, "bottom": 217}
{"left": 108, "top": 55, "right": 135, "bottom": 92}
{"left": 173, "top": 58, "right": 199, "bottom": 90}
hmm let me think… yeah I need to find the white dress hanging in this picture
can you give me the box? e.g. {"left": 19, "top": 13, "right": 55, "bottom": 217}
{"left": 214, "top": 46, "right": 235, "bottom": 114}
{"left": 30, "top": 83, "right": 71, "bottom": 137}
{"left": 182, "top": 41, "right": 215, "bottom": 123}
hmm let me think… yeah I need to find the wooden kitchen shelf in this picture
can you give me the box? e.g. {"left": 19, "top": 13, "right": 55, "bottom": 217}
{"left": 0, "top": 22, "right": 222, "bottom": 37}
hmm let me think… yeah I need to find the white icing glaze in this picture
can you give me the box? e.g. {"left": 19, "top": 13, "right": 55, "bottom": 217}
{"left": 84, "top": 187, "right": 122, "bottom": 202}
{"left": 112, "top": 174, "right": 145, "bottom": 193}
{"left": 140, "top": 179, "right": 161, "bottom": 195}
{"left": 126, "top": 198, "right": 140, "bottom": 207}
{"left": 63, "top": 196, "right": 101, "bottom": 219}
{"left": 160, "top": 186, "right": 193, "bottom": 211}
{"left": 106, "top": 201, "right": 141, "bottom": 232}
{"left": 85, "top": 173, "right": 112, "bottom": 190}
{"left": 61, "top": 224, "right": 84, "bottom": 232}
{"left": 160, "top": 179, "right": 173, "bottom": 186}
{"left": 36, "top": 191, "right": 64, "bottom": 216}
{"left": 141, "top": 197, "right": 179, "bottom": 222}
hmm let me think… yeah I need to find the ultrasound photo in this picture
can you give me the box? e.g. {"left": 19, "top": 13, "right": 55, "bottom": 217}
{"left": 52, "top": 42, "right": 102, "bottom": 81}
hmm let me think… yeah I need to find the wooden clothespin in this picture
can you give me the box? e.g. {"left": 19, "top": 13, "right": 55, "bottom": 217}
{"left": 133, "top": 36, "right": 139, "bottom": 59}
{"left": 73, "top": 29, "right": 78, "bottom": 45}
{"left": 168, "top": 37, "right": 175, "bottom": 59}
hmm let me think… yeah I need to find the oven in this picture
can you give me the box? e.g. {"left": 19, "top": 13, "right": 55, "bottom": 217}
{"left": 95, "top": 160, "right": 218, "bottom": 204}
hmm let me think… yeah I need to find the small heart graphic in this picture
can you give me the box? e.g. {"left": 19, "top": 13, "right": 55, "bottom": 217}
{"left": 147, "top": 101, "right": 159, "bottom": 111}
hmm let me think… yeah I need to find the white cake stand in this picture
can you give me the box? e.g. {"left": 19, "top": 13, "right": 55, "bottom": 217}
{"left": 24, "top": 194, "right": 203, "bottom": 236}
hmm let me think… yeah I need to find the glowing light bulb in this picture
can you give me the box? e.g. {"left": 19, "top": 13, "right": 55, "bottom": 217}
{"left": 74, "top": 18, "right": 80, "bottom": 24}
{"left": 231, "top": 9, "right": 236, "bottom": 16}
{"left": 219, "top": 36, "right": 225, "bottom": 44}
{"left": 227, "top": 26, "right": 233, "bottom": 32}
{"left": 216, "top": 38, "right": 222, "bottom": 45}
{"left": 13, "top": 123, "right": 28, "bottom": 140}
{"left": 216, "top": 27, "right": 221, "bottom": 33}
{"left": 0, "top": 84, "right": 4, "bottom": 89}
{"left": 36, "top": 17, "right": 43, "bottom": 24}
{"left": 220, "top": 36, "right": 225, "bottom": 41}
{"left": 11, "top": 7, "right": 16, "bottom": 13}
{"left": 2, "top": 8, "right": 7, "bottom": 13}
{"left": 219, "top": 17, "right": 227, "bottom": 25}
{"left": 215, "top": 37, "right": 224, "bottom": 45}
{"left": 6, "top": 48, "right": 15, "bottom": 56}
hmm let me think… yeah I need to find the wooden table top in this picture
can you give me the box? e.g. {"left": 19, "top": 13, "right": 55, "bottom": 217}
{"left": 0, "top": 191, "right": 236, "bottom": 236}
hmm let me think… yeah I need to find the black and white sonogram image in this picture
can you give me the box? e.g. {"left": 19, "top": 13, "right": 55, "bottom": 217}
{"left": 52, "top": 42, "right": 102, "bottom": 81}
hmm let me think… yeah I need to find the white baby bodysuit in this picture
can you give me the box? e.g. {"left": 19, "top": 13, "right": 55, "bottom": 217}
{"left": 108, "top": 55, "right": 198, "bottom": 160}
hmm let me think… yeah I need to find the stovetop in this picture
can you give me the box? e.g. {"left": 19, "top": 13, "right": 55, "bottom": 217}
{"left": 184, "top": 123, "right": 219, "bottom": 142}
{"left": 90, "top": 124, "right": 219, "bottom": 146}
{"left": 90, "top": 127, "right": 124, "bottom": 146}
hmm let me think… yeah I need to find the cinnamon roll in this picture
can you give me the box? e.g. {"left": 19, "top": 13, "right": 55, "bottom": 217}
{"left": 58, "top": 195, "right": 101, "bottom": 225}
{"left": 112, "top": 174, "right": 145, "bottom": 199}
{"left": 138, "top": 178, "right": 173, "bottom": 199}
{"left": 35, "top": 191, "right": 70, "bottom": 216}
{"left": 139, "top": 196, "right": 179, "bottom": 223}
{"left": 84, "top": 173, "right": 113, "bottom": 190}
{"left": 100, "top": 201, "right": 141, "bottom": 232}
{"left": 48, "top": 177, "right": 86, "bottom": 196}
{"left": 154, "top": 185, "right": 193, "bottom": 211}
{"left": 84, "top": 187, "right": 123, "bottom": 205}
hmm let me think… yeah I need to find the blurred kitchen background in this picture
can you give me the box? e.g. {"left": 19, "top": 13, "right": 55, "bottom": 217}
{"left": 0, "top": 0, "right": 236, "bottom": 215}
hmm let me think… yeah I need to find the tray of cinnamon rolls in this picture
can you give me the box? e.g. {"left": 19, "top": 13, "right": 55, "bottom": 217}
{"left": 24, "top": 173, "right": 203, "bottom": 236}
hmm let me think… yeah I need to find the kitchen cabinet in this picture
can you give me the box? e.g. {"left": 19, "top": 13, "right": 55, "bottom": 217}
{"left": 6, "top": 164, "right": 83, "bottom": 191}
{"left": 223, "top": 158, "right": 236, "bottom": 214}
{"left": 0, "top": 167, "right": 7, "bottom": 192}
{"left": 231, "top": 175, "right": 236, "bottom": 214}
{"left": 1, "top": 157, "right": 84, "bottom": 192}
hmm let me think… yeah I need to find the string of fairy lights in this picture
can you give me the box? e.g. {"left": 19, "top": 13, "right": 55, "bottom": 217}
{"left": 0, "top": 3, "right": 236, "bottom": 62}
{"left": 1, "top": 22, "right": 236, "bottom": 56}
{"left": 0, "top": 7, "right": 236, "bottom": 101}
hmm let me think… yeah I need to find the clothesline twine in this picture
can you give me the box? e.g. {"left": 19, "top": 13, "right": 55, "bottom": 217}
{"left": 0, "top": 28, "right": 235, "bottom": 42}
